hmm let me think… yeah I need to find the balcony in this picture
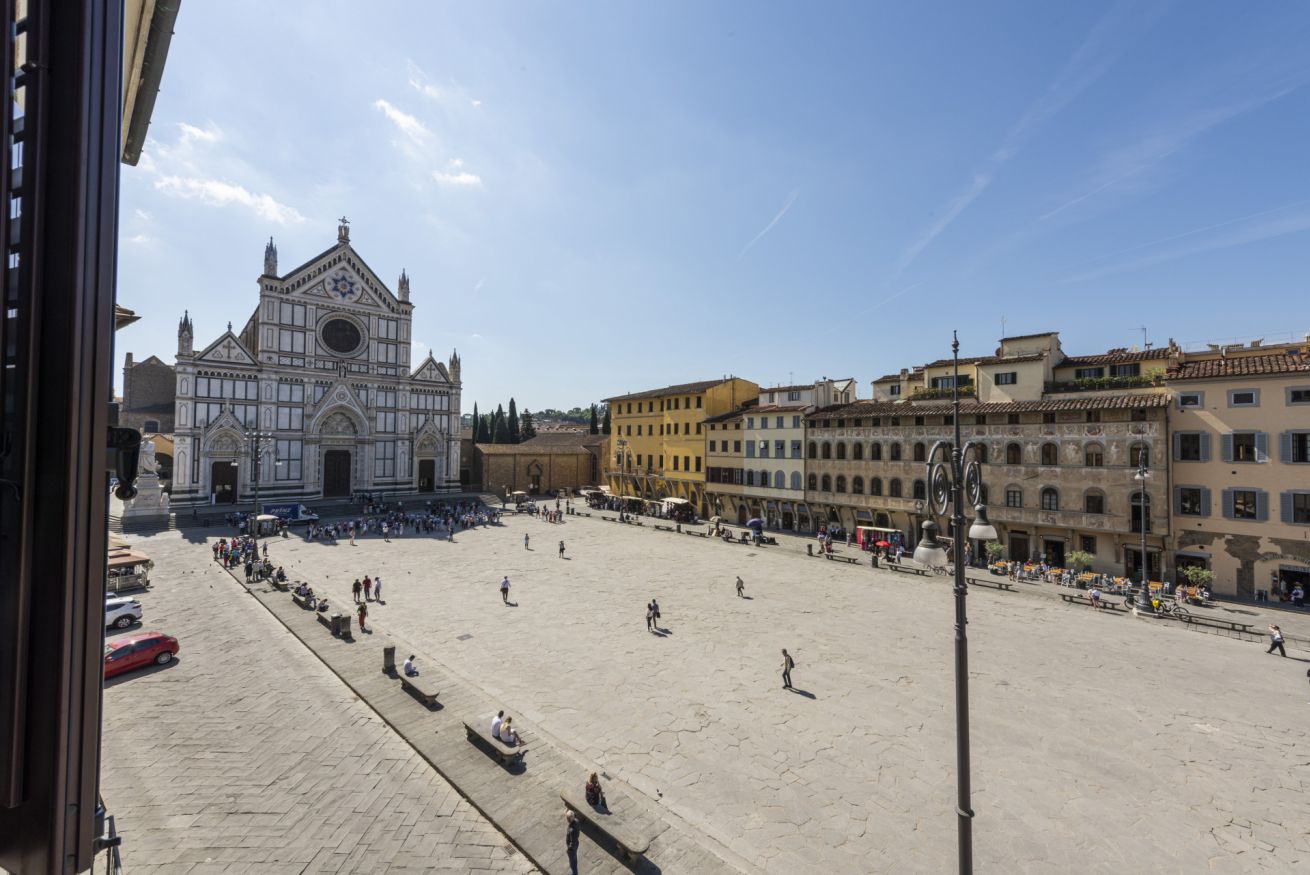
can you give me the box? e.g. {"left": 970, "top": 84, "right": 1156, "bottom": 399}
{"left": 1044, "top": 375, "right": 1160, "bottom": 393}
{"left": 910, "top": 386, "right": 976, "bottom": 400}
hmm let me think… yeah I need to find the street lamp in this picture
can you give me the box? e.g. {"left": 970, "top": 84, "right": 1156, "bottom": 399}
{"left": 1132, "top": 456, "right": 1151, "bottom": 616}
{"left": 912, "top": 331, "right": 996, "bottom": 875}
{"left": 240, "top": 429, "right": 277, "bottom": 536}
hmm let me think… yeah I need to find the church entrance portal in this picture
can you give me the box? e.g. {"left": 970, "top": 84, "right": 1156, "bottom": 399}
{"left": 323, "top": 450, "right": 352, "bottom": 497}
{"left": 418, "top": 459, "right": 436, "bottom": 493}
{"left": 210, "top": 461, "right": 237, "bottom": 504}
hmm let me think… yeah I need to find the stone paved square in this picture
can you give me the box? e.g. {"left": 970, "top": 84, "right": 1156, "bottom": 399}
{"left": 176, "top": 509, "right": 1310, "bottom": 874}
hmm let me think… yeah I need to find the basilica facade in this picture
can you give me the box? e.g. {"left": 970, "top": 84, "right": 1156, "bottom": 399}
{"left": 170, "top": 219, "right": 462, "bottom": 507}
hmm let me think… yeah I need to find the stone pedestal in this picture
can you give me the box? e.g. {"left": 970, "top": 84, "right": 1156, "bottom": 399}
{"left": 121, "top": 471, "right": 170, "bottom": 520}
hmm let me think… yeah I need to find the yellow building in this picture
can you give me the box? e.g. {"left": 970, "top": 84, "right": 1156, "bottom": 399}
{"left": 604, "top": 378, "right": 759, "bottom": 516}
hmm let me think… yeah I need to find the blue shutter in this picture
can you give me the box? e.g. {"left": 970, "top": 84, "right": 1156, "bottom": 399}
{"left": 1281, "top": 432, "right": 1293, "bottom": 463}
{"left": 1199, "top": 487, "right": 1211, "bottom": 517}
{"left": 1282, "top": 492, "right": 1295, "bottom": 524}
{"left": 1173, "top": 486, "right": 1182, "bottom": 511}
{"left": 1256, "top": 490, "right": 1269, "bottom": 522}
{"left": 1255, "top": 432, "right": 1269, "bottom": 463}
{"left": 1221, "top": 433, "right": 1233, "bottom": 463}
{"left": 1199, "top": 432, "right": 1211, "bottom": 462}
{"left": 1172, "top": 432, "right": 1182, "bottom": 460}
{"left": 1222, "top": 488, "right": 1234, "bottom": 519}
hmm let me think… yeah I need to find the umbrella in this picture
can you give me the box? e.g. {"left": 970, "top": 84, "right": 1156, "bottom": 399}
{"left": 875, "top": 540, "right": 891, "bottom": 548}
{"left": 745, "top": 518, "right": 764, "bottom": 529}
{"left": 709, "top": 516, "right": 722, "bottom": 523}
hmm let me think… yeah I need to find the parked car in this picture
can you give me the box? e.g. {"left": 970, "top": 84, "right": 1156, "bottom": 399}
{"left": 105, "top": 595, "right": 143, "bottom": 629}
{"left": 103, "top": 632, "right": 178, "bottom": 678}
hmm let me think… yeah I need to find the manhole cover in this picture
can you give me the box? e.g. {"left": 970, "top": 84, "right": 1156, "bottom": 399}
{"left": 456, "top": 633, "right": 473, "bottom": 641}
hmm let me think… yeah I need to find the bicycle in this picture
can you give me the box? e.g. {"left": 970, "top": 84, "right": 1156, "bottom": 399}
{"left": 1124, "top": 594, "right": 1189, "bottom": 621}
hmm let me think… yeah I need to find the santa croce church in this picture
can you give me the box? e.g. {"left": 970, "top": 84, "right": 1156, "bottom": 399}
{"left": 170, "top": 219, "right": 462, "bottom": 507}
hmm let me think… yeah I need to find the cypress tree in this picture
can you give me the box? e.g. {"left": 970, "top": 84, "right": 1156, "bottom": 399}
{"left": 520, "top": 409, "right": 537, "bottom": 440}
{"left": 492, "top": 405, "right": 509, "bottom": 443}
{"left": 508, "top": 398, "right": 520, "bottom": 444}
{"left": 589, "top": 404, "right": 599, "bottom": 435}
{"left": 602, "top": 405, "right": 611, "bottom": 435}
{"left": 471, "top": 402, "right": 481, "bottom": 441}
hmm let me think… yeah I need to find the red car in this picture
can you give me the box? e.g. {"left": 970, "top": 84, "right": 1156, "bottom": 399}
{"left": 103, "top": 632, "right": 179, "bottom": 678}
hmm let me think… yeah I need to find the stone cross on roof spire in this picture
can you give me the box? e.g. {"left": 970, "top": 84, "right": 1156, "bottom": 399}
{"left": 337, "top": 215, "right": 350, "bottom": 244}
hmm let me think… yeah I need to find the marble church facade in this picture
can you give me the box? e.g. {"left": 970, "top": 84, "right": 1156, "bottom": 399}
{"left": 170, "top": 219, "right": 462, "bottom": 507}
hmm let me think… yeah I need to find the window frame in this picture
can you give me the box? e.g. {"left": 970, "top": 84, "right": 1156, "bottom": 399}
{"left": 1226, "top": 388, "right": 1259, "bottom": 408}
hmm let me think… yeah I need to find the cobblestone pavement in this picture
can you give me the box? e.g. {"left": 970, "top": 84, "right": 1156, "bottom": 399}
{"left": 100, "top": 531, "right": 537, "bottom": 875}
{"left": 184, "top": 510, "right": 1309, "bottom": 875}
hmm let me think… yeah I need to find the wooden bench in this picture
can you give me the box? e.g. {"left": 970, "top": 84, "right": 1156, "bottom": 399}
{"left": 827, "top": 554, "right": 860, "bottom": 564}
{"left": 401, "top": 674, "right": 440, "bottom": 707}
{"left": 462, "top": 721, "right": 525, "bottom": 765}
{"left": 654, "top": 524, "right": 674, "bottom": 532}
{"left": 560, "top": 790, "right": 658, "bottom": 865}
{"left": 1178, "top": 614, "right": 1253, "bottom": 634}
{"left": 967, "top": 577, "right": 1014, "bottom": 592}
{"left": 1059, "top": 592, "right": 1123, "bottom": 612}
{"left": 888, "top": 563, "right": 929, "bottom": 577}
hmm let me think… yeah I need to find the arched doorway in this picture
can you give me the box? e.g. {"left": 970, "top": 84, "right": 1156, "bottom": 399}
{"left": 323, "top": 450, "right": 351, "bottom": 497}
{"left": 316, "top": 410, "right": 361, "bottom": 498}
{"left": 737, "top": 504, "right": 749, "bottom": 525}
{"left": 210, "top": 461, "right": 237, "bottom": 503}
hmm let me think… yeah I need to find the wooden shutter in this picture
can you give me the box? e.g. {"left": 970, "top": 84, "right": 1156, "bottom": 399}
{"left": 1282, "top": 492, "right": 1295, "bottom": 524}
{"left": 1255, "top": 432, "right": 1269, "bottom": 463}
{"left": 1281, "top": 432, "right": 1293, "bottom": 464}
{"left": 1199, "top": 487, "right": 1211, "bottom": 517}
{"left": 1221, "top": 433, "right": 1233, "bottom": 463}
{"left": 1222, "top": 488, "right": 1234, "bottom": 518}
{"left": 1199, "top": 432, "right": 1211, "bottom": 462}
{"left": 1172, "top": 432, "right": 1182, "bottom": 460}
{"left": 1256, "top": 490, "right": 1269, "bottom": 522}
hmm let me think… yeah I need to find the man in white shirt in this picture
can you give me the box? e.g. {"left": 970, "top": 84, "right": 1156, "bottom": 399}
{"left": 491, "top": 710, "right": 504, "bottom": 738}
{"left": 402, "top": 655, "right": 417, "bottom": 676}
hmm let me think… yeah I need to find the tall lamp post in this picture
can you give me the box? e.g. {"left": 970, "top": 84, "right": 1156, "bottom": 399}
{"left": 912, "top": 331, "right": 997, "bottom": 875}
{"left": 1132, "top": 455, "right": 1151, "bottom": 615}
{"left": 240, "top": 429, "right": 277, "bottom": 536}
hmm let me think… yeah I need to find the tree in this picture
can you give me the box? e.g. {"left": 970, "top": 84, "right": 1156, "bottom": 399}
{"left": 984, "top": 541, "right": 1006, "bottom": 562}
{"left": 602, "top": 405, "right": 611, "bottom": 435}
{"left": 471, "top": 402, "right": 480, "bottom": 440}
{"left": 492, "top": 404, "right": 508, "bottom": 444}
{"left": 520, "top": 409, "right": 537, "bottom": 440}
{"left": 1180, "top": 566, "right": 1216, "bottom": 589}
{"left": 589, "top": 404, "right": 599, "bottom": 435}
{"left": 1065, "top": 550, "right": 1095, "bottom": 572}
{"left": 508, "top": 398, "right": 520, "bottom": 444}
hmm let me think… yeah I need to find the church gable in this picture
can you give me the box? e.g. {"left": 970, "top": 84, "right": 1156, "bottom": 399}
{"left": 196, "top": 330, "right": 256, "bottom": 366}
{"left": 410, "top": 354, "right": 450, "bottom": 384}
{"left": 279, "top": 244, "right": 405, "bottom": 316}
{"left": 307, "top": 378, "right": 370, "bottom": 430}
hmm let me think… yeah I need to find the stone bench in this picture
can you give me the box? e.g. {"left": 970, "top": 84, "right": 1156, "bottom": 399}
{"left": 967, "top": 577, "right": 1014, "bottom": 592}
{"left": 1178, "top": 613, "right": 1253, "bottom": 634}
{"left": 400, "top": 674, "right": 440, "bottom": 707}
{"left": 826, "top": 554, "right": 860, "bottom": 565}
{"left": 463, "top": 721, "right": 526, "bottom": 766}
{"left": 560, "top": 789, "right": 658, "bottom": 865}
{"left": 1060, "top": 592, "right": 1123, "bottom": 612}
{"left": 888, "top": 563, "right": 929, "bottom": 577}
{"left": 292, "top": 592, "right": 312, "bottom": 609}
{"left": 653, "top": 524, "right": 675, "bottom": 532}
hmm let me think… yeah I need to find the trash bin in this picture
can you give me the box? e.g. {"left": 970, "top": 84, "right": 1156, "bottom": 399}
{"left": 807, "top": 543, "right": 813, "bottom": 556}
{"left": 330, "top": 613, "right": 343, "bottom": 636}
{"left": 676, "top": 523, "right": 682, "bottom": 533}
{"left": 338, "top": 614, "right": 352, "bottom": 639}
{"left": 871, "top": 555, "right": 879, "bottom": 568}
{"left": 383, "top": 645, "right": 396, "bottom": 674}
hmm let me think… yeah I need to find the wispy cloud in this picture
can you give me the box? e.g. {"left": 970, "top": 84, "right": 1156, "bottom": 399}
{"left": 894, "top": 1, "right": 1161, "bottom": 275}
{"left": 433, "top": 159, "right": 482, "bottom": 188}
{"left": 1061, "top": 201, "right": 1310, "bottom": 284}
{"left": 473, "top": 277, "right": 486, "bottom": 292}
{"left": 177, "top": 121, "right": 221, "bottom": 146}
{"left": 407, "top": 60, "right": 481, "bottom": 108}
{"left": 154, "top": 175, "right": 306, "bottom": 225}
{"left": 738, "top": 191, "right": 799, "bottom": 259}
{"left": 373, "top": 98, "right": 431, "bottom": 144}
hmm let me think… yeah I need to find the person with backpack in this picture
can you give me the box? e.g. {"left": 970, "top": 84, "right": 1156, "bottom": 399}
{"left": 1267, "top": 625, "right": 1286, "bottom": 657}
{"left": 781, "top": 648, "right": 796, "bottom": 689}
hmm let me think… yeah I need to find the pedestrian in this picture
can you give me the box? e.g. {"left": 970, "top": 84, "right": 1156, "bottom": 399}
{"left": 559, "top": 540, "right": 565, "bottom": 558}
{"left": 373, "top": 577, "right": 382, "bottom": 602}
{"left": 736, "top": 576, "right": 745, "bottom": 598}
{"left": 350, "top": 526, "right": 356, "bottom": 547}
{"left": 1267, "top": 624, "right": 1286, "bottom": 657}
{"left": 524, "top": 533, "right": 530, "bottom": 550}
{"left": 781, "top": 648, "right": 795, "bottom": 689}
{"left": 363, "top": 577, "right": 372, "bottom": 601}
{"left": 645, "top": 602, "right": 654, "bottom": 632}
{"left": 352, "top": 578, "right": 362, "bottom": 604}
{"left": 650, "top": 598, "right": 661, "bottom": 630}
{"left": 501, "top": 576, "right": 510, "bottom": 604}
{"left": 358, "top": 602, "right": 368, "bottom": 631}
{"left": 383, "top": 522, "right": 390, "bottom": 542}
{"left": 564, "top": 809, "right": 580, "bottom": 875}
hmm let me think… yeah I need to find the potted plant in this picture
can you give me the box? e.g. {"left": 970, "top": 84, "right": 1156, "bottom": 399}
{"left": 984, "top": 540, "right": 1006, "bottom": 573}
{"left": 1180, "top": 566, "right": 1216, "bottom": 603}
{"left": 1065, "top": 550, "right": 1095, "bottom": 573}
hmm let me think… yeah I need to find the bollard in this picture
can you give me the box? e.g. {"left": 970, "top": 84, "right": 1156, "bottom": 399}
{"left": 330, "top": 613, "right": 343, "bottom": 636}
{"left": 676, "top": 523, "right": 681, "bottom": 533}
{"left": 383, "top": 645, "right": 396, "bottom": 674}
{"left": 807, "top": 543, "right": 812, "bottom": 556}
{"left": 338, "top": 614, "right": 353, "bottom": 640}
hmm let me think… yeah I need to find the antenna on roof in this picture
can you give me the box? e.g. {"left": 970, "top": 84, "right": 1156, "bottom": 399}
{"left": 1140, "top": 325, "right": 1148, "bottom": 349}
{"left": 1001, "top": 315, "right": 1007, "bottom": 339}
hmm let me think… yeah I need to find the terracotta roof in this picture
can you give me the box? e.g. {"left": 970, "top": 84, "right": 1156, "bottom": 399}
{"left": 761, "top": 383, "right": 813, "bottom": 393}
{"left": 1000, "top": 331, "right": 1058, "bottom": 342}
{"left": 922, "top": 353, "right": 1046, "bottom": 369}
{"left": 704, "top": 404, "right": 754, "bottom": 425}
{"left": 808, "top": 392, "right": 1169, "bottom": 420}
{"left": 604, "top": 379, "right": 734, "bottom": 403}
{"left": 873, "top": 374, "right": 903, "bottom": 383}
{"left": 1059, "top": 349, "right": 1167, "bottom": 367}
{"left": 1166, "top": 351, "right": 1310, "bottom": 381}
{"left": 476, "top": 433, "right": 605, "bottom": 455}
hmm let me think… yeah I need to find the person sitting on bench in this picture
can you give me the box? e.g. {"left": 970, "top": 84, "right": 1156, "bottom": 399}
{"left": 491, "top": 710, "right": 504, "bottom": 738}
{"left": 275, "top": 566, "right": 287, "bottom": 582}
{"left": 402, "top": 654, "right": 418, "bottom": 676}
{"left": 585, "top": 773, "right": 608, "bottom": 810}
{"left": 498, "top": 716, "right": 520, "bottom": 745}
{"left": 294, "top": 583, "right": 312, "bottom": 599}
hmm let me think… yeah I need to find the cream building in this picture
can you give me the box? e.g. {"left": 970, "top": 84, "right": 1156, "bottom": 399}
{"left": 1166, "top": 341, "right": 1310, "bottom": 598}
{"left": 171, "top": 221, "right": 462, "bottom": 507}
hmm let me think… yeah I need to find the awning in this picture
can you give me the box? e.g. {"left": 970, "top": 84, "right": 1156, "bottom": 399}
{"left": 1175, "top": 549, "right": 1211, "bottom": 559}
{"left": 107, "top": 549, "right": 152, "bottom": 569}
{"left": 781, "top": 502, "right": 793, "bottom": 512}
{"left": 256, "top": 514, "right": 280, "bottom": 522}
{"left": 796, "top": 503, "right": 809, "bottom": 513}
{"left": 662, "top": 497, "right": 690, "bottom": 506}
{"left": 855, "top": 510, "right": 873, "bottom": 521}
{"left": 766, "top": 501, "right": 777, "bottom": 510}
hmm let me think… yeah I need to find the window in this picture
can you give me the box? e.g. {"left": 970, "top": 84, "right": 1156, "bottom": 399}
{"left": 684, "top": 455, "right": 690, "bottom": 471}
{"left": 1131, "top": 491, "right": 1152, "bottom": 532}
{"left": 890, "top": 443, "right": 902, "bottom": 461}
{"left": 888, "top": 384, "right": 902, "bottom": 396}
{"left": 821, "top": 474, "right": 832, "bottom": 492}
{"left": 912, "top": 479, "right": 926, "bottom": 500}
{"left": 852, "top": 476, "right": 864, "bottom": 494}
{"left": 1227, "top": 432, "right": 1264, "bottom": 463}
{"left": 889, "top": 479, "right": 902, "bottom": 497}
{"left": 377, "top": 342, "right": 400, "bottom": 364}
{"left": 277, "top": 406, "right": 304, "bottom": 430}
{"left": 1084, "top": 491, "right": 1104, "bottom": 514}
{"left": 1084, "top": 444, "right": 1104, "bottom": 467}
{"left": 276, "top": 382, "right": 305, "bottom": 403}
{"left": 1229, "top": 489, "right": 1258, "bottom": 521}
{"left": 774, "top": 440, "right": 785, "bottom": 457}
{"left": 1284, "top": 432, "right": 1310, "bottom": 463}
{"left": 636, "top": 425, "right": 642, "bottom": 437}
{"left": 774, "top": 471, "right": 785, "bottom": 489}
{"left": 807, "top": 473, "right": 818, "bottom": 491}
{"left": 279, "top": 302, "right": 306, "bottom": 326}
{"left": 758, "top": 441, "right": 769, "bottom": 458}
{"left": 275, "top": 439, "right": 303, "bottom": 480}
{"left": 1040, "top": 487, "right": 1059, "bottom": 511}
{"left": 853, "top": 443, "right": 864, "bottom": 461}
{"left": 1006, "top": 443, "right": 1022, "bottom": 465}
{"left": 1178, "top": 392, "right": 1203, "bottom": 409}
{"left": 625, "top": 425, "right": 632, "bottom": 436}
{"left": 914, "top": 416, "right": 925, "bottom": 426}
{"left": 683, "top": 422, "right": 690, "bottom": 435}
{"left": 1086, "top": 410, "right": 1100, "bottom": 423}
{"left": 870, "top": 443, "right": 882, "bottom": 461}
{"left": 1005, "top": 488, "right": 1022, "bottom": 508}
{"left": 870, "top": 477, "right": 883, "bottom": 496}
{"left": 695, "top": 456, "right": 701, "bottom": 472}
{"left": 745, "top": 441, "right": 756, "bottom": 459}
{"left": 1286, "top": 492, "right": 1310, "bottom": 525}
{"left": 1007, "top": 413, "right": 1020, "bottom": 425}
{"left": 374, "top": 441, "right": 396, "bottom": 478}
{"left": 1178, "top": 487, "right": 1208, "bottom": 516}
{"left": 1227, "top": 389, "right": 1259, "bottom": 407}
{"left": 1109, "top": 363, "right": 1141, "bottom": 378}
{"left": 673, "top": 456, "right": 680, "bottom": 470}
{"left": 1130, "top": 443, "right": 1150, "bottom": 467}
{"left": 836, "top": 442, "right": 847, "bottom": 460}
{"left": 377, "top": 318, "right": 399, "bottom": 340}
{"left": 759, "top": 417, "right": 768, "bottom": 430}
{"left": 995, "top": 371, "right": 1017, "bottom": 385}
{"left": 637, "top": 454, "right": 643, "bottom": 467}
{"left": 792, "top": 415, "right": 802, "bottom": 428}
{"left": 696, "top": 396, "right": 703, "bottom": 408}
{"left": 836, "top": 476, "right": 847, "bottom": 494}
{"left": 788, "top": 391, "right": 801, "bottom": 402}
{"left": 791, "top": 441, "right": 802, "bottom": 458}
{"left": 807, "top": 441, "right": 817, "bottom": 459}
{"left": 1041, "top": 443, "right": 1058, "bottom": 466}
{"left": 1131, "top": 409, "right": 1147, "bottom": 422}
{"left": 822, "top": 442, "right": 832, "bottom": 460}
{"left": 747, "top": 417, "right": 755, "bottom": 429}
{"left": 375, "top": 411, "right": 396, "bottom": 432}
{"left": 1042, "top": 412, "right": 1056, "bottom": 424}
{"left": 278, "top": 329, "right": 306, "bottom": 353}
{"left": 1287, "top": 387, "right": 1310, "bottom": 405}
{"left": 791, "top": 472, "right": 802, "bottom": 490}
{"left": 1075, "top": 367, "right": 1104, "bottom": 380}
{"left": 733, "top": 441, "right": 741, "bottom": 453}
{"left": 913, "top": 442, "right": 926, "bottom": 462}
{"left": 1080, "top": 536, "right": 1096, "bottom": 555}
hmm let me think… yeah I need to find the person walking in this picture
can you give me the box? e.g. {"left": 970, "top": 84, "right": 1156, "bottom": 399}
{"left": 524, "top": 533, "right": 530, "bottom": 550}
{"left": 350, "top": 526, "right": 356, "bottom": 547}
{"left": 650, "top": 598, "right": 661, "bottom": 630}
{"left": 501, "top": 576, "right": 511, "bottom": 604}
{"left": 559, "top": 540, "right": 565, "bottom": 559}
{"left": 736, "top": 576, "right": 745, "bottom": 598}
{"left": 373, "top": 577, "right": 381, "bottom": 602}
{"left": 645, "top": 602, "right": 654, "bottom": 632}
{"left": 352, "top": 579, "right": 362, "bottom": 604}
{"left": 363, "top": 577, "right": 373, "bottom": 601}
{"left": 357, "top": 602, "right": 368, "bottom": 632}
{"left": 781, "top": 648, "right": 795, "bottom": 689}
{"left": 1268, "top": 624, "right": 1287, "bottom": 657}
{"left": 564, "top": 809, "right": 580, "bottom": 875}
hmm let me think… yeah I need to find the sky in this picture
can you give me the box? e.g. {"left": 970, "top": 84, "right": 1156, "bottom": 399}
{"left": 115, "top": 0, "right": 1310, "bottom": 412}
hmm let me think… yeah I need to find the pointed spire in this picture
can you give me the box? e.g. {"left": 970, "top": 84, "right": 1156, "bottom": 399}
{"left": 264, "top": 236, "right": 278, "bottom": 276}
{"left": 448, "top": 349, "right": 461, "bottom": 382}
{"left": 177, "top": 310, "right": 194, "bottom": 356}
{"left": 398, "top": 268, "right": 410, "bottom": 302}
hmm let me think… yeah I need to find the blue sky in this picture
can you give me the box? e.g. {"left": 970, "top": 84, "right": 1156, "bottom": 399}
{"left": 116, "top": 0, "right": 1310, "bottom": 411}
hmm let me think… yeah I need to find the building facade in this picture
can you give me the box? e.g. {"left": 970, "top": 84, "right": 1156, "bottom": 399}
{"left": 171, "top": 222, "right": 462, "bottom": 507}
{"left": 120, "top": 352, "right": 177, "bottom": 433}
{"left": 478, "top": 432, "right": 605, "bottom": 496}
{"left": 1165, "top": 343, "right": 1310, "bottom": 598}
{"left": 604, "top": 378, "right": 759, "bottom": 517}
